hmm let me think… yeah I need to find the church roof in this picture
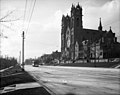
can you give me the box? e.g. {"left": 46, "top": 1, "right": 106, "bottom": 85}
{"left": 84, "top": 28, "right": 99, "bottom": 32}
{"left": 82, "top": 28, "right": 105, "bottom": 42}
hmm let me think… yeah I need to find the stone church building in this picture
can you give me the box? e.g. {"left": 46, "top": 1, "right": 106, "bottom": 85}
{"left": 61, "top": 3, "right": 120, "bottom": 61}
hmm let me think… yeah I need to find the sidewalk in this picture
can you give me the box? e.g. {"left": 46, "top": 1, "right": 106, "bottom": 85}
{"left": 0, "top": 66, "right": 51, "bottom": 95}
{"left": 0, "top": 82, "right": 51, "bottom": 95}
{"left": 0, "top": 66, "right": 13, "bottom": 73}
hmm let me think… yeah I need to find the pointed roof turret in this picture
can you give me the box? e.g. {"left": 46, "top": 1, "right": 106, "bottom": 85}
{"left": 109, "top": 26, "right": 112, "bottom": 33}
{"left": 66, "top": 13, "right": 70, "bottom": 20}
{"left": 66, "top": 13, "right": 69, "bottom": 18}
{"left": 71, "top": 3, "right": 75, "bottom": 16}
{"left": 107, "top": 26, "right": 113, "bottom": 37}
{"left": 76, "top": 2, "right": 80, "bottom": 9}
{"left": 62, "top": 15, "right": 65, "bottom": 21}
{"left": 66, "top": 13, "right": 70, "bottom": 17}
{"left": 72, "top": 3, "right": 74, "bottom": 8}
{"left": 98, "top": 18, "right": 102, "bottom": 31}
{"left": 71, "top": 3, "right": 75, "bottom": 10}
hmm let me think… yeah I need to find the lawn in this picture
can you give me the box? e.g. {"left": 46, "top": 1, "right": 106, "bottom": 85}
{"left": 0, "top": 65, "right": 51, "bottom": 95}
{"left": 0, "top": 65, "right": 35, "bottom": 87}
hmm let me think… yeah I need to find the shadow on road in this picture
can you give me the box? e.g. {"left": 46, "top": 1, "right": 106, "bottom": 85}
{"left": 1, "top": 87, "right": 51, "bottom": 95}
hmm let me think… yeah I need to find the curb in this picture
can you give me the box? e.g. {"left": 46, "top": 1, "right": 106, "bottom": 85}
{"left": 0, "top": 82, "right": 42, "bottom": 94}
{"left": 27, "top": 72, "right": 56, "bottom": 95}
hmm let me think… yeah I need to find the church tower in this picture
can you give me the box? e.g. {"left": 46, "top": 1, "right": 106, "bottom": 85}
{"left": 71, "top": 3, "right": 83, "bottom": 31}
{"left": 70, "top": 3, "right": 83, "bottom": 60}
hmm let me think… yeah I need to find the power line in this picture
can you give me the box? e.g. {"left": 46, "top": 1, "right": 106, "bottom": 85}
{"left": 23, "top": 0, "right": 28, "bottom": 30}
{"left": 24, "top": 0, "right": 34, "bottom": 29}
{"left": 25, "top": 0, "right": 36, "bottom": 36}
{"left": 23, "top": 0, "right": 33, "bottom": 31}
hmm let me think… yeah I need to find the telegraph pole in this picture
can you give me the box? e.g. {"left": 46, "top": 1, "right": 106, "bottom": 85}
{"left": 19, "top": 51, "right": 21, "bottom": 65}
{"left": 22, "top": 31, "right": 25, "bottom": 71}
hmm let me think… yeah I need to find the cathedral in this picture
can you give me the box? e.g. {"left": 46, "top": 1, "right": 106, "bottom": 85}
{"left": 61, "top": 3, "right": 120, "bottom": 61}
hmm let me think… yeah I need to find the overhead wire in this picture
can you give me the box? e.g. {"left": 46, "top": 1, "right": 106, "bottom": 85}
{"left": 23, "top": 0, "right": 28, "bottom": 30}
{"left": 25, "top": 0, "right": 36, "bottom": 37}
{"left": 24, "top": 0, "right": 34, "bottom": 32}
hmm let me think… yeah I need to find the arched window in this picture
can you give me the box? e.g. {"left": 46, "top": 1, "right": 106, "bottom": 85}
{"left": 75, "top": 41, "right": 79, "bottom": 59}
{"left": 102, "top": 37, "right": 104, "bottom": 43}
{"left": 76, "top": 18, "right": 79, "bottom": 27}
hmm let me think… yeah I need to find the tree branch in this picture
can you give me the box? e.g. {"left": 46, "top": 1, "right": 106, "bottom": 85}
{"left": 0, "top": 10, "right": 16, "bottom": 21}
{"left": 0, "top": 16, "right": 22, "bottom": 22}
{"left": 1, "top": 23, "right": 16, "bottom": 32}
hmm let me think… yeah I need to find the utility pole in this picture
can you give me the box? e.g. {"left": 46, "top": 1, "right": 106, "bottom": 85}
{"left": 0, "top": 32, "right": 1, "bottom": 58}
{"left": 22, "top": 31, "right": 25, "bottom": 71}
{"left": 19, "top": 51, "right": 21, "bottom": 65}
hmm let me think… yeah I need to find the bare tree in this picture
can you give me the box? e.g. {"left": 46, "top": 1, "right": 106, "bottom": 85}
{"left": 0, "top": 9, "right": 22, "bottom": 57}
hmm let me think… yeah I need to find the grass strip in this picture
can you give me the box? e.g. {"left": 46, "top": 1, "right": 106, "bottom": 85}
{"left": 1, "top": 86, "right": 51, "bottom": 95}
{"left": 0, "top": 65, "right": 23, "bottom": 77}
{"left": 0, "top": 71, "right": 36, "bottom": 88}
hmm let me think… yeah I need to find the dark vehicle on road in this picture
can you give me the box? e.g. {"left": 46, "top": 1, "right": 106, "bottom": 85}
{"left": 32, "top": 60, "right": 39, "bottom": 67}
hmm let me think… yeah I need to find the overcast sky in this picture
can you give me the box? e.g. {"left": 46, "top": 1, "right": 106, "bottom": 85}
{"left": 0, "top": 0, "right": 120, "bottom": 59}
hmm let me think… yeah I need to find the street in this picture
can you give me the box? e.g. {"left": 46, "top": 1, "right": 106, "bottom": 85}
{"left": 25, "top": 65, "right": 120, "bottom": 95}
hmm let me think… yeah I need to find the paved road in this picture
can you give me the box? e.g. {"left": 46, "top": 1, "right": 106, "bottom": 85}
{"left": 25, "top": 65, "right": 120, "bottom": 95}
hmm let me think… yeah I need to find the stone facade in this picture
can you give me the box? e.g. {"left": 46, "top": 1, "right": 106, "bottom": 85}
{"left": 61, "top": 3, "right": 120, "bottom": 61}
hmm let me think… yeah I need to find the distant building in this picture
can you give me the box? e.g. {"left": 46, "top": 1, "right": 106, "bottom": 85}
{"left": 40, "top": 51, "right": 61, "bottom": 65}
{"left": 52, "top": 50, "right": 61, "bottom": 60}
{"left": 61, "top": 3, "right": 120, "bottom": 61}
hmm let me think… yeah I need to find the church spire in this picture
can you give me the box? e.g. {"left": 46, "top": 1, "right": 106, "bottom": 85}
{"left": 109, "top": 26, "right": 112, "bottom": 33}
{"left": 98, "top": 18, "right": 102, "bottom": 31}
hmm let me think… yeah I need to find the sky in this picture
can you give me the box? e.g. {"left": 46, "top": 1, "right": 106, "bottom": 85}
{"left": 0, "top": 0, "right": 120, "bottom": 60}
